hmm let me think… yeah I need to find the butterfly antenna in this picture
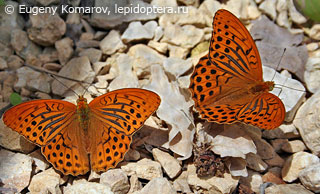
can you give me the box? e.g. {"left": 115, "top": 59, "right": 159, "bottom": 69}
{"left": 50, "top": 75, "right": 80, "bottom": 97}
{"left": 271, "top": 48, "right": 286, "bottom": 81}
{"left": 81, "top": 83, "right": 92, "bottom": 96}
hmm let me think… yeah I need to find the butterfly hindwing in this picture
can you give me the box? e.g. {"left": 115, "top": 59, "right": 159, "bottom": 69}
{"left": 41, "top": 119, "right": 90, "bottom": 176}
{"left": 3, "top": 100, "right": 76, "bottom": 146}
{"left": 88, "top": 88, "right": 160, "bottom": 172}
{"left": 89, "top": 116, "right": 132, "bottom": 172}
{"left": 237, "top": 93, "right": 285, "bottom": 130}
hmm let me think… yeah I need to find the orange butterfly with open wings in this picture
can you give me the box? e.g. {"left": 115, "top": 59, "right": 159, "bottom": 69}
{"left": 189, "top": 9, "right": 285, "bottom": 130}
{"left": 3, "top": 88, "right": 160, "bottom": 175}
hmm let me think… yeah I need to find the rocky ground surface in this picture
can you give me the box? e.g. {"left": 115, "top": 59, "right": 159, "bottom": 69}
{"left": 0, "top": 0, "right": 320, "bottom": 193}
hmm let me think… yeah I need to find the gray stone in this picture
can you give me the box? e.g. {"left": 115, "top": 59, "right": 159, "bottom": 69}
{"left": 51, "top": 56, "right": 95, "bottom": 96}
{"left": 11, "top": 29, "right": 42, "bottom": 60}
{"left": 28, "top": 13, "right": 66, "bottom": 46}
{"left": 55, "top": 37, "right": 74, "bottom": 65}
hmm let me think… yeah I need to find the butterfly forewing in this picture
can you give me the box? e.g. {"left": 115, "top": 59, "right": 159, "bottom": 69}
{"left": 3, "top": 100, "right": 76, "bottom": 146}
{"left": 209, "top": 9, "right": 262, "bottom": 82}
{"left": 88, "top": 88, "right": 161, "bottom": 172}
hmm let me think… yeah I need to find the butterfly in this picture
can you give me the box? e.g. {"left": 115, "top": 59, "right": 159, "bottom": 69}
{"left": 3, "top": 88, "right": 160, "bottom": 175}
{"left": 189, "top": 9, "right": 285, "bottom": 130}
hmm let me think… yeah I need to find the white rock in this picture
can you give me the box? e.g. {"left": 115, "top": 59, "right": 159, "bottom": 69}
{"left": 147, "top": 40, "right": 168, "bottom": 54}
{"left": 100, "top": 169, "right": 130, "bottom": 194}
{"left": 0, "top": 149, "right": 33, "bottom": 193}
{"left": 265, "top": 183, "right": 313, "bottom": 194}
{"left": 51, "top": 56, "right": 95, "bottom": 96}
{"left": 108, "top": 54, "right": 139, "bottom": 91}
{"left": 121, "top": 21, "right": 155, "bottom": 43}
{"left": 168, "top": 44, "right": 189, "bottom": 59}
{"left": 64, "top": 179, "right": 113, "bottom": 194}
{"left": 90, "top": 0, "right": 157, "bottom": 29}
{"left": 144, "top": 65, "right": 195, "bottom": 160}
{"left": 28, "top": 168, "right": 62, "bottom": 194}
{"left": 309, "top": 24, "right": 320, "bottom": 40}
{"left": 306, "top": 43, "right": 319, "bottom": 52}
{"left": 28, "top": 149, "right": 50, "bottom": 173}
{"left": 263, "top": 66, "right": 306, "bottom": 122}
{"left": 137, "top": 177, "right": 176, "bottom": 194}
{"left": 288, "top": 0, "right": 307, "bottom": 24}
{"left": 121, "top": 158, "right": 163, "bottom": 180}
{"left": 223, "top": 0, "right": 260, "bottom": 20}
{"left": 15, "top": 66, "right": 51, "bottom": 93}
{"left": 282, "top": 151, "right": 320, "bottom": 182}
{"left": 187, "top": 164, "right": 239, "bottom": 193}
{"left": 177, "top": 76, "right": 190, "bottom": 89}
{"left": 172, "top": 171, "right": 192, "bottom": 193}
{"left": 159, "top": 6, "right": 207, "bottom": 27}
{"left": 226, "top": 157, "right": 248, "bottom": 177}
{"left": 0, "top": 119, "right": 36, "bottom": 152}
{"left": 163, "top": 57, "right": 193, "bottom": 78}
{"left": 128, "top": 174, "right": 142, "bottom": 194}
{"left": 239, "top": 169, "right": 263, "bottom": 193}
{"left": 305, "top": 57, "right": 320, "bottom": 93}
{"left": 211, "top": 125, "right": 257, "bottom": 159}
{"left": 281, "top": 140, "right": 306, "bottom": 153}
{"left": 100, "top": 30, "right": 127, "bottom": 55}
{"left": 293, "top": 91, "right": 320, "bottom": 155}
{"left": 152, "top": 148, "right": 181, "bottom": 179}
{"left": 299, "top": 163, "right": 320, "bottom": 193}
{"left": 198, "top": 0, "right": 222, "bottom": 26}
{"left": 127, "top": 44, "right": 166, "bottom": 77}
{"left": 277, "top": 10, "right": 290, "bottom": 28}
{"left": 151, "top": 0, "right": 178, "bottom": 7}
{"left": 259, "top": 0, "right": 277, "bottom": 20}
{"left": 154, "top": 26, "right": 164, "bottom": 41}
{"left": 246, "top": 153, "right": 268, "bottom": 172}
{"left": 161, "top": 24, "right": 204, "bottom": 49}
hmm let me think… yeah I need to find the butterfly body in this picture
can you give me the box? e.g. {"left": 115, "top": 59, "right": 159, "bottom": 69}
{"left": 189, "top": 10, "right": 285, "bottom": 130}
{"left": 3, "top": 88, "right": 160, "bottom": 175}
{"left": 76, "top": 96, "right": 90, "bottom": 132}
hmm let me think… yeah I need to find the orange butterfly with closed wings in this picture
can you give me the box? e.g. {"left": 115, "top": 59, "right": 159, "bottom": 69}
{"left": 3, "top": 88, "right": 160, "bottom": 175}
{"left": 189, "top": 9, "right": 285, "bottom": 130}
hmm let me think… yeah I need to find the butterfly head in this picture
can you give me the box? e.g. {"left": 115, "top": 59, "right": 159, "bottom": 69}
{"left": 76, "top": 95, "right": 88, "bottom": 110}
{"left": 265, "top": 81, "right": 275, "bottom": 91}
